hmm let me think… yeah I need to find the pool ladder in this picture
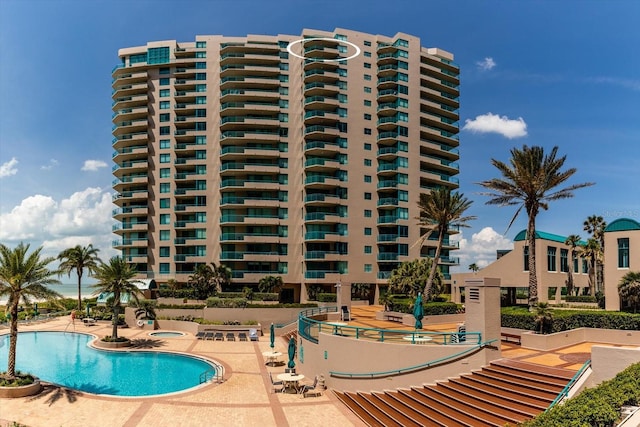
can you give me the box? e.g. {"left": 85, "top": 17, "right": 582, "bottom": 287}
{"left": 199, "top": 361, "right": 224, "bottom": 384}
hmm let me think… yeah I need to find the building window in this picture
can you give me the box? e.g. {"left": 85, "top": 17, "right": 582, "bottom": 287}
{"left": 148, "top": 47, "right": 170, "bottom": 65}
{"left": 364, "top": 41, "right": 371, "bottom": 47}
{"left": 196, "top": 41, "right": 206, "bottom": 48}
{"left": 159, "top": 230, "right": 170, "bottom": 241}
{"left": 159, "top": 139, "right": 170, "bottom": 149}
{"left": 159, "top": 126, "right": 170, "bottom": 135}
{"left": 159, "top": 78, "right": 170, "bottom": 86}
{"left": 159, "top": 198, "right": 170, "bottom": 208}
{"left": 364, "top": 100, "right": 371, "bottom": 106}
{"left": 523, "top": 246, "right": 529, "bottom": 271}
{"left": 364, "top": 264, "right": 373, "bottom": 273}
{"left": 364, "top": 192, "right": 372, "bottom": 200}
{"left": 159, "top": 263, "right": 170, "bottom": 274}
{"left": 582, "top": 258, "right": 588, "bottom": 273}
{"left": 364, "top": 51, "right": 371, "bottom": 57}
{"left": 560, "top": 248, "right": 569, "bottom": 272}
{"left": 547, "top": 246, "right": 557, "bottom": 271}
{"left": 364, "top": 74, "right": 371, "bottom": 80}
{"left": 160, "top": 214, "right": 170, "bottom": 225}
{"left": 364, "top": 246, "right": 372, "bottom": 254}
{"left": 364, "top": 209, "right": 372, "bottom": 218}
{"left": 364, "top": 228, "right": 372, "bottom": 236}
{"left": 618, "top": 238, "right": 630, "bottom": 268}
{"left": 159, "top": 168, "right": 170, "bottom": 178}
{"left": 364, "top": 143, "right": 371, "bottom": 151}
{"left": 159, "top": 113, "right": 170, "bottom": 122}
{"left": 159, "top": 101, "right": 170, "bottom": 109}
{"left": 159, "top": 247, "right": 170, "bottom": 257}
{"left": 364, "top": 128, "right": 372, "bottom": 135}
{"left": 364, "top": 62, "right": 371, "bottom": 68}
{"left": 364, "top": 159, "right": 372, "bottom": 166}
{"left": 573, "top": 257, "right": 579, "bottom": 273}
{"left": 364, "top": 86, "right": 371, "bottom": 93}
{"left": 195, "top": 51, "right": 206, "bottom": 58}
{"left": 159, "top": 183, "right": 170, "bottom": 193}
{"left": 159, "top": 89, "right": 170, "bottom": 97}
{"left": 159, "top": 67, "right": 170, "bottom": 75}
{"left": 364, "top": 113, "right": 371, "bottom": 120}
{"left": 364, "top": 175, "right": 372, "bottom": 183}
{"left": 159, "top": 154, "right": 170, "bottom": 163}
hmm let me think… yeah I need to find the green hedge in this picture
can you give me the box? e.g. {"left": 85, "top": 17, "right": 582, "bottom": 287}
{"left": 157, "top": 304, "right": 206, "bottom": 309}
{"left": 501, "top": 308, "right": 640, "bottom": 332}
{"left": 218, "top": 292, "right": 245, "bottom": 299}
{"left": 566, "top": 295, "right": 597, "bottom": 303}
{"left": 318, "top": 293, "right": 337, "bottom": 302}
{"left": 524, "top": 362, "right": 640, "bottom": 427}
{"left": 158, "top": 289, "right": 194, "bottom": 299}
{"left": 254, "top": 292, "right": 279, "bottom": 301}
{"left": 246, "top": 303, "right": 318, "bottom": 309}
{"left": 206, "top": 297, "right": 247, "bottom": 308}
{"left": 388, "top": 299, "right": 462, "bottom": 315}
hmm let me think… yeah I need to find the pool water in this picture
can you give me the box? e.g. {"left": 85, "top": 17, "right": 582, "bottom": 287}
{"left": 0, "top": 332, "right": 216, "bottom": 396}
{"left": 149, "top": 331, "right": 185, "bottom": 338}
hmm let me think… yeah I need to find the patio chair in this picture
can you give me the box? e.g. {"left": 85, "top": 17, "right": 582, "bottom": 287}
{"left": 226, "top": 332, "right": 236, "bottom": 341}
{"left": 238, "top": 332, "right": 248, "bottom": 341}
{"left": 340, "top": 305, "right": 351, "bottom": 321}
{"left": 195, "top": 331, "right": 205, "bottom": 340}
{"left": 249, "top": 328, "right": 259, "bottom": 341}
{"left": 300, "top": 376, "right": 320, "bottom": 397}
{"left": 204, "top": 331, "right": 214, "bottom": 340}
{"left": 269, "top": 372, "right": 284, "bottom": 393}
{"left": 214, "top": 332, "right": 224, "bottom": 341}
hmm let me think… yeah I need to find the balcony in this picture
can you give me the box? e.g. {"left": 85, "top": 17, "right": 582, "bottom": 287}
{"left": 377, "top": 215, "right": 400, "bottom": 225}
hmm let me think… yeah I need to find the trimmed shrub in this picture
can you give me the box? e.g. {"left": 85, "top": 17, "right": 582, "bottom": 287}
{"left": 206, "top": 297, "right": 247, "bottom": 308}
{"left": 158, "top": 289, "right": 194, "bottom": 299}
{"left": 318, "top": 293, "right": 337, "bottom": 302}
{"left": 501, "top": 307, "right": 640, "bottom": 332}
{"left": 156, "top": 304, "right": 206, "bottom": 310}
{"left": 566, "top": 295, "right": 597, "bottom": 303}
{"left": 254, "top": 292, "right": 279, "bottom": 301}
{"left": 386, "top": 299, "right": 462, "bottom": 315}
{"left": 218, "top": 292, "right": 246, "bottom": 299}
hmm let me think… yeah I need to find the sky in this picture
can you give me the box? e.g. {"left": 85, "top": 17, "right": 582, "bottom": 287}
{"left": 1, "top": 0, "right": 639, "bottom": 273}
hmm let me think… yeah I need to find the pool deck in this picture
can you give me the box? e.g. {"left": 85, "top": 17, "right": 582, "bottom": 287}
{"left": 1, "top": 306, "right": 635, "bottom": 427}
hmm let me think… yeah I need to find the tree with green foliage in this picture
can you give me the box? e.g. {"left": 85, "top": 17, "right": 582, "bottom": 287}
{"left": 133, "top": 299, "right": 157, "bottom": 320}
{"left": 618, "top": 271, "right": 640, "bottom": 313}
{"left": 564, "top": 234, "right": 582, "bottom": 297}
{"left": 91, "top": 257, "right": 141, "bottom": 340}
{"left": 579, "top": 238, "right": 601, "bottom": 296}
{"left": 479, "top": 145, "right": 594, "bottom": 307}
{"left": 58, "top": 244, "right": 101, "bottom": 311}
{"left": 388, "top": 258, "right": 442, "bottom": 299}
{"left": 0, "top": 243, "right": 62, "bottom": 379}
{"left": 583, "top": 214, "right": 606, "bottom": 293}
{"left": 188, "top": 262, "right": 231, "bottom": 300}
{"left": 351, "top": 283, "right": 372, "bottom": 300}
{"left": 258, "top": 275, "right": 283, "bottom": 293}
{"left": 533, "top": 302, "right": 553, "bottom": 334}
{"left": 416, "top": 187, "right": 476, "bottom": 299}
{"left": 468, "top": 263, "right": 480, "bottom": 273}
{"left": 306, "top": 284, "right": 323, "bottom": 301}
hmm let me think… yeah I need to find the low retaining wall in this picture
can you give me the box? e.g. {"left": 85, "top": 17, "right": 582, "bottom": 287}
{"left": 0, "top": 380, "right": 42, "bottom": 398}
{"left": 521, "top": 327, "right": 640, "bottom": 351}
{"left": 374, "top": 311, "right": 465, "bottom": 327}
{"left": 589, "top": 345, "right": 640, "bottom": 387}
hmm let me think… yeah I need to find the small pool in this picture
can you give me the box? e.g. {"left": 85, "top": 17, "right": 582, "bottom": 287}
{"left": 0, "top": 332, "right": 218, "bottom": 397}
{"left": 149, "top": 331, "right": 185, "bottom": 338}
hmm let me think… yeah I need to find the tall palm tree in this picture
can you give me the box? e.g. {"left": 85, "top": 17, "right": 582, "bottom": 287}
{"left": 91, "top": 257, "right": 141, "bottom": 340}
{"left": 58, "top": 244, "right": 101, "bottom": 310}
{"left": 618, "top": 271, "right": 640, "bottom": 313}
{"left": 468, "top": 263, "right": 480, "bottom": 273}
{"left": 479, "top": 145, "right": 594, "bottom": 307}
{"left": 583, "top": 215, "right": 606, "bottom": 293}
{"left": 416, "top": 187, "right": 476, "bottom": 299}
{"left": 211, "top": 262, "right": 232, "bottom": 293}
{"left": 0, "top": 243, "right": 62, "bottom": 379}
{"left": 533, "top": 302, "right": 553, "bottom": 334}
{"left": 564, "top": 234, "right": 582, "bottom": 297}
{"left": 258, "top": 275, "right": 283, "bottom": 293}
{"left": 579, "top": 238, "right": 601, "bottom": 297}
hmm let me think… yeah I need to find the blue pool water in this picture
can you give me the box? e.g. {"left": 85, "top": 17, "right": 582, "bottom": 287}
{"left": 0, "top": 332, "right": 216, "bottom": 396}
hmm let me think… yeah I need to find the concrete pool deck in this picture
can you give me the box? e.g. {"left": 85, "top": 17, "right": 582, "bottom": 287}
{"left": 1, "top": 306, "right": 635, "bottom": 426}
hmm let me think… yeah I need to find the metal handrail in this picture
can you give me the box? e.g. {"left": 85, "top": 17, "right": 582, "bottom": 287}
{"left": 330, "top": 339, "right": 498, "bottom": 378}
{"left": 199, "top": 361, "right": 224, "bottom": 384}
{"left": 546, "top": 359, "right": 591, "bottom": 411}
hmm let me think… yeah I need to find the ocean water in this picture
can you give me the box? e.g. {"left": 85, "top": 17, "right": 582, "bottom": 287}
{"left": 0, "top": 283, "right": 96, "bottom": 304}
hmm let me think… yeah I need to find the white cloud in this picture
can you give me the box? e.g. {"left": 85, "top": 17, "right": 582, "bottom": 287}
{"left": 0, "top": 188, "right": 117, "bottom": 260}
{"left": 452, "top": 227, "right": 513, "bottom": 271}
{"left": 476, "top": 57, "right": 496, "bottom": 71}
{"left": 0, "top": 157, "right": 19, "bottom": 177}
{"left": 41, "top": 159, "right": 59, "bottom": 171}
{"left": 82, "top": 160, "right": 108, "bottom": 171}
{"left": 462, "top": 112, "right": 528, "bottom": 139}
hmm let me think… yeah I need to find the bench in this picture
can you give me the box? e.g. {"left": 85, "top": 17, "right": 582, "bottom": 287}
{"left": 83, "top": 318, "right": 97, "bottom": 326}
{"left": 501, "top": 332, "right": 521, "bottom": 345}
{"left": 384, "top": 314, "right": 404, "bottom": 323}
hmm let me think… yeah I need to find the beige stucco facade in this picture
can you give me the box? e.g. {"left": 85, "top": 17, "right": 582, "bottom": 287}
{"left": 603, "top": 218, "right": 640, "bottom": 311}
{"left": 451, "top": 230, "right": 590, "bottom": 304}
{"left": 111, "top": 29, "right": 460, "bottom": 300}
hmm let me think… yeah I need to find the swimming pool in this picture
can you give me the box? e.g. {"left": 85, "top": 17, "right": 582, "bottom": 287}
{"left": 0, "top": 332, "right": 218, "bottom": 397}
{"left": 149, "top": 331, "right": 185, "bottom": 338}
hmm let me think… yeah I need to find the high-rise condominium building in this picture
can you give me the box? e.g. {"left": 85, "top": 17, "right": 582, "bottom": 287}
{"left": 111, "top": 28, "right": 460, "bottom": 302}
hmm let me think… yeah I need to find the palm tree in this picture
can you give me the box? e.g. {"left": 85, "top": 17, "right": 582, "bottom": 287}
{"left": 479, "top": 145, "right": 594, "bottom": 307}
{"left": 58, "top": 244, "right": 101, "bottom": 311}
{"left": 564, "top": 234, "right": 582, "bottom": 297}
{"left": 468, "top": 263, "right": 480, "bottom": 273}
{"left": 388, "top": 258, "right": 442, "bottom": 298}
{"left": 618, "top": 271, "right": 640, "bottom": 313}
{"left": 91, "top": 257, "right": 141, "bottom": 340}
{"left": 579, "top": 238, "right": 601, "bottom": 296}
{"left": 583, "top": 215, "right": 606, "bottom": 293}
{"left": 188, "top": 264, "right": 216, "bottom": 300}
{"left": 133, "top": 299, "right": 157, "bottom": 320}
{"left": 0, "top": 243, "right": 62, "bottom": 379}
{"left": 210, "top": 262, "right": 232, "bottom": 294}
{"left": 416, "top": 187, "right": 476, "bottom": 299}
{"left": 258, "top": 275, "right": 284, "bottom": 294}
{"left": 533, "top": 302, "right": 553, "bottom": 334}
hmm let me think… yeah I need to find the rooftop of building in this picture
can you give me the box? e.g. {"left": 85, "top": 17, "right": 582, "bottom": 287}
{"left": 605, "top": 218, "right": 640, "bottom": 232}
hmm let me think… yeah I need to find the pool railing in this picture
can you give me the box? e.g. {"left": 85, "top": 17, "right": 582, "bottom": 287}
{"left": 200, "top": 360, "right": 224, "bottom": 384}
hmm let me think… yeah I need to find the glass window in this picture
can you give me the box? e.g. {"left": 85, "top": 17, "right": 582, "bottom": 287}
{"left": 159, "top": 89, "right": 170, "bottom": 97}
{"left": 364, "top": 128, "right": 372, "bottom": 135}
{"left": 618, "top": 238, "right": 630, "bottom": 268}
{"left": 364, "top": 63, "right": 371, "bottom": 69}
{"left": 160, "top": 101, "right": 170, "bottom": 109}
{"left": 159, "top": 263, "right": 170, "bottom": 274}
{"left": 159, "top": 168, "right": 170, "bottom": 178}
{"left": 364, "top": 227, "right": 372, "bottom": 236}
{"left": 364, "top": 209, "right": 372, "bottom": 218}
{"left": 195, "top": 51, "right": 206, "bottom": 58}
{"left": 364, "top": 159, "right": 372, "bottom": 166}
{"left": 196, "top": 41, "right": 206, "bottom": 48}
{"left": 159, "top": 154, "right": 170, "bottom": 163}
{"left": 573, "top": 257, "right": 579, "bottom": 273}
{"left": 159, "top": 67, "right": 170, "bottom": 75}
{"left": 560, "top": 249, "right": 569, "bottom": 272}
{"left": 364, "top": 114, "right": 371, "bottom": 120}
{"left": 195, "top": 73, "right": 206, "bottom": 80}
{"left": 159, "top": 113, "right": 170, "bottom": 122}
{"left": 159, "top": 198, "right": 170, "bottom": 208}
{"left": 364, "top": 51, "right": 371, "bottom": 57}
{"left": 547, "top": 246, "right": 557, "bottom": 272}
{"left": 160, "top": 126, "right": 170, "bottom": 135}
{"left": 364, "top": 264, "right": 373, "bottom": 273}
{"left": 148, "top": 47, "right": 169, "bottom": 64}
{"left": 364, "top": 100, "right": 371, "bottom": 106}
{"left": 159, "top": 247, "right": 170, "bottom": 257}
{"left": 523, "top": 246, "right": 529, "bottom": 271}
{"left": 159, "top": 230, "right": 170, "bottom": 240}
{"left": 196, "top": 62, "right": 206, "bottom": 69}
{"left": 364, "top": 192, "right": 372, "bottom": 200}
{"left": 159, "top": 78, "right": 170, "bottom": 86}
{"left": 364, "top": 87, "right": 371, "bottom": 93}
{"left": 159, "top": 139, "right": 170, "bottom": 149}
{"left": 130, "top": 53, "right": 147, "bottom": 64}
{"left": 364, "top": 245, "right": 372, "bottom": 254}
{"left": 582, "top": 258, "right": 588, "bottom": 273}
{"left": 364, "top": 74, "right": 371, "bottom": 80}
{"left": 364, "top": 143, "right": 371, "bottom": 151}
{"left": 160, "top": 183, "right": 170, "bottom": 193}
{"left": 159, "top": 214, "right": 170, "bottom": 224}
{"left": 364, "top": 41, "right": 371, "bottom": 47}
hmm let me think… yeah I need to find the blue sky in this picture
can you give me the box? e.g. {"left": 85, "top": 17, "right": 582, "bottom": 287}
{"left": 1, "top": 0, "right": 639, "bottom": 271}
